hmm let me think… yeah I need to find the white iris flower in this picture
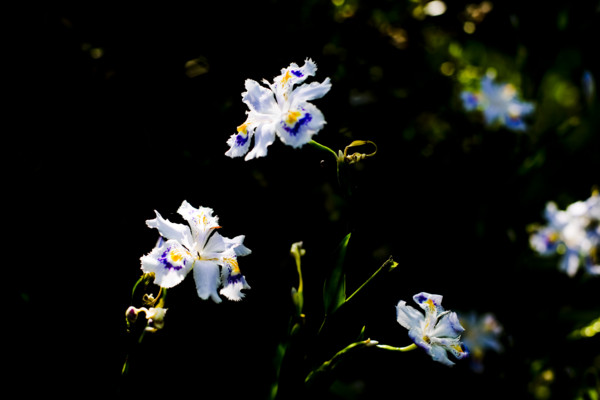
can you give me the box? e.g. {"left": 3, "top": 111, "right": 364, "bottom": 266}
{"left": 396, "top": 292, "right": 469, "bottom": 367}
{"left": 226, "top": 58, "right": 332, "bottom": 160}
{"left": 140, "top": 201, "right": 251, "bottom": 303}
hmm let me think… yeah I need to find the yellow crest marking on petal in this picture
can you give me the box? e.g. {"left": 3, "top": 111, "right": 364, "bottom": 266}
{"left": 169, "top": 249, "right": 184, "bottom": 262}
{"left": 196, "top": 213, "right": 209, "bottom": 226}
{"left": 237, "top": 122, "right": 250, "bottom": 134}
{"left": 224, "top": 257, "right": 241, "bottom": 274}
{"left": 281, "top": 70, "right": 292, "bottom": 86}
{"left": 425, "top": 299, "right": 436, "bottom": 312}
{"left": 451, "top": 344, "right": 466, "bottom": 354}
{"left": 285, "top": 111, "right": 302, "bottom": 125}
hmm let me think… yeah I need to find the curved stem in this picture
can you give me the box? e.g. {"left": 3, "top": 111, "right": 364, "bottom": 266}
{"left": 345, "top": 256, "right": 398, "bottom": 304}
{"left": 376, "top": 343, "right": 418, "bottom": 352}
{"left": 309, "top": 140, "right": 339, "bottom": 160}
{"left": 309, "top": 140, "right": 342, "bottom": 186}
{"left": 305, "top": 339, "right": 378, "bottom": 386}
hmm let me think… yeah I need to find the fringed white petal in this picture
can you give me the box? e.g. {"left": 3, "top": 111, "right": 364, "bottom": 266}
{"left": 245, "top": 122, "right": 276, "bottom": 160}
{"left": 146, "top": 210, "right": 194, "bottom": 250}
{"left": 140, "top": 239, "right": 194, "bottom": 288}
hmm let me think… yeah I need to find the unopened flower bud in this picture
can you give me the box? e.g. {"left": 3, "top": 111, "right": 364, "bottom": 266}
{"left": 125, "top": 306, "right": 139, "bottom": 324}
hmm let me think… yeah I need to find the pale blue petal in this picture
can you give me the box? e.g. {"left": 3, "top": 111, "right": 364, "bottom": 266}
{"left": 224, "top": 235, "right": 252, "bottom": 256}
{"left": 431, "top": 311, "right": 465, "bottom": 338}
{"left": 435, "top": 337, "right": 469, "bottom": 361}
{"left": 517, "top": 101, "right": 535, "bottom": 116}
{"left": 428, "top": 344, "right": 455, "bottom": 367}
{"left": 193, "top": 260, "right": 222, "bottom": 303}
{"left": 480, "top": 336, "right": 503, "bottom": 352}
{"left": 408, "top": 327, "right": 430, "bottom": 351}
{"left": 560, "top": 248, "right": 580, "bottom": 277}
{"left": 482, "top": 106, "right": 503, "bottom": 125}
{"left": 202, "top": 231, "right": 227, "bottom": 256}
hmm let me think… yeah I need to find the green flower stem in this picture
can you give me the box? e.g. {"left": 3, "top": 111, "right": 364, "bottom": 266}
{"left": 376, "top": 343, "right": 418, "bottom": 352}
{"left": 290, "top": 242, "right": 305, "bottom": 295}
{"left": 345, "top": 256, "right": 398, "bottom": 304}
{"left": 305, "top": 339, "right": 378, "bottom": 386}
{"left": 130, "top": 274, "right": 147, "bottom": 300}
{"left": 309, "top": 140, "right": 339, "bottom": 160}
{"left": 290, "top": 242, "right": 305, "bottom": 317}
{"left": 309, "top": 140, "right": 342, "bottom": 185}
{"left": 317, "top": 256, "right": 397, "bottom": 336}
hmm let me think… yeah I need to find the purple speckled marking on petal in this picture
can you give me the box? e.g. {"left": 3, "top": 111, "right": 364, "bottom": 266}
{"left": 226, "top": 272, "right": 244, "bottom": 285}
{"left": 158, "top": 247, "right": 185, "bottom": 271}
{"left": 414, "top": 293, "right": 429, "bottom": 305}
{"left": 235, "top": 133, "right": 249, "bottom": 147}
{"left": 291, "top": 70, "right": 304, "bottom": 78}
{"left": 282, "top": 112, "right": 312, "bottom": 137}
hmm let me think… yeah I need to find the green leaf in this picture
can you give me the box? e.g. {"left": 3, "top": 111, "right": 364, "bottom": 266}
{"left": 323, "top": 233, "right": 351, "bottom": 315}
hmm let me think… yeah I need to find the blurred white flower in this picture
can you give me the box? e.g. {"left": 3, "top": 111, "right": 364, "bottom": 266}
{"left": 461, "top": 76, "right": 534, "bottom": 131}
{"left": 529, "top": 191, "right": 600, "bottom": 276}
{"left": 459, "top": 311, "right": 503, "bottom": 373}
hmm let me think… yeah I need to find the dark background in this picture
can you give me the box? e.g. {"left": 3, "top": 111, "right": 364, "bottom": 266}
{"left": 7, "top": 1, "right": 599, "bottom": 399}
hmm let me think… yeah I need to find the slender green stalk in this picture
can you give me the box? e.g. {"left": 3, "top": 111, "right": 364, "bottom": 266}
{"left": 305, "top": 339, "right": 378, "bottom": 386}
{"left": 345, "top": 256, "right": 398, "bottom": 304}
{"left": 376, "top": 343, "right": 418, "bottom": 352}
{"left": 309, "top": 140, "right": 339, "bottom": 160}
{"left": 130, "top": 274, "right": 146, "bottom": 300}
{"left": 309, "top": 140, "right": 341, "bottom": 184}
